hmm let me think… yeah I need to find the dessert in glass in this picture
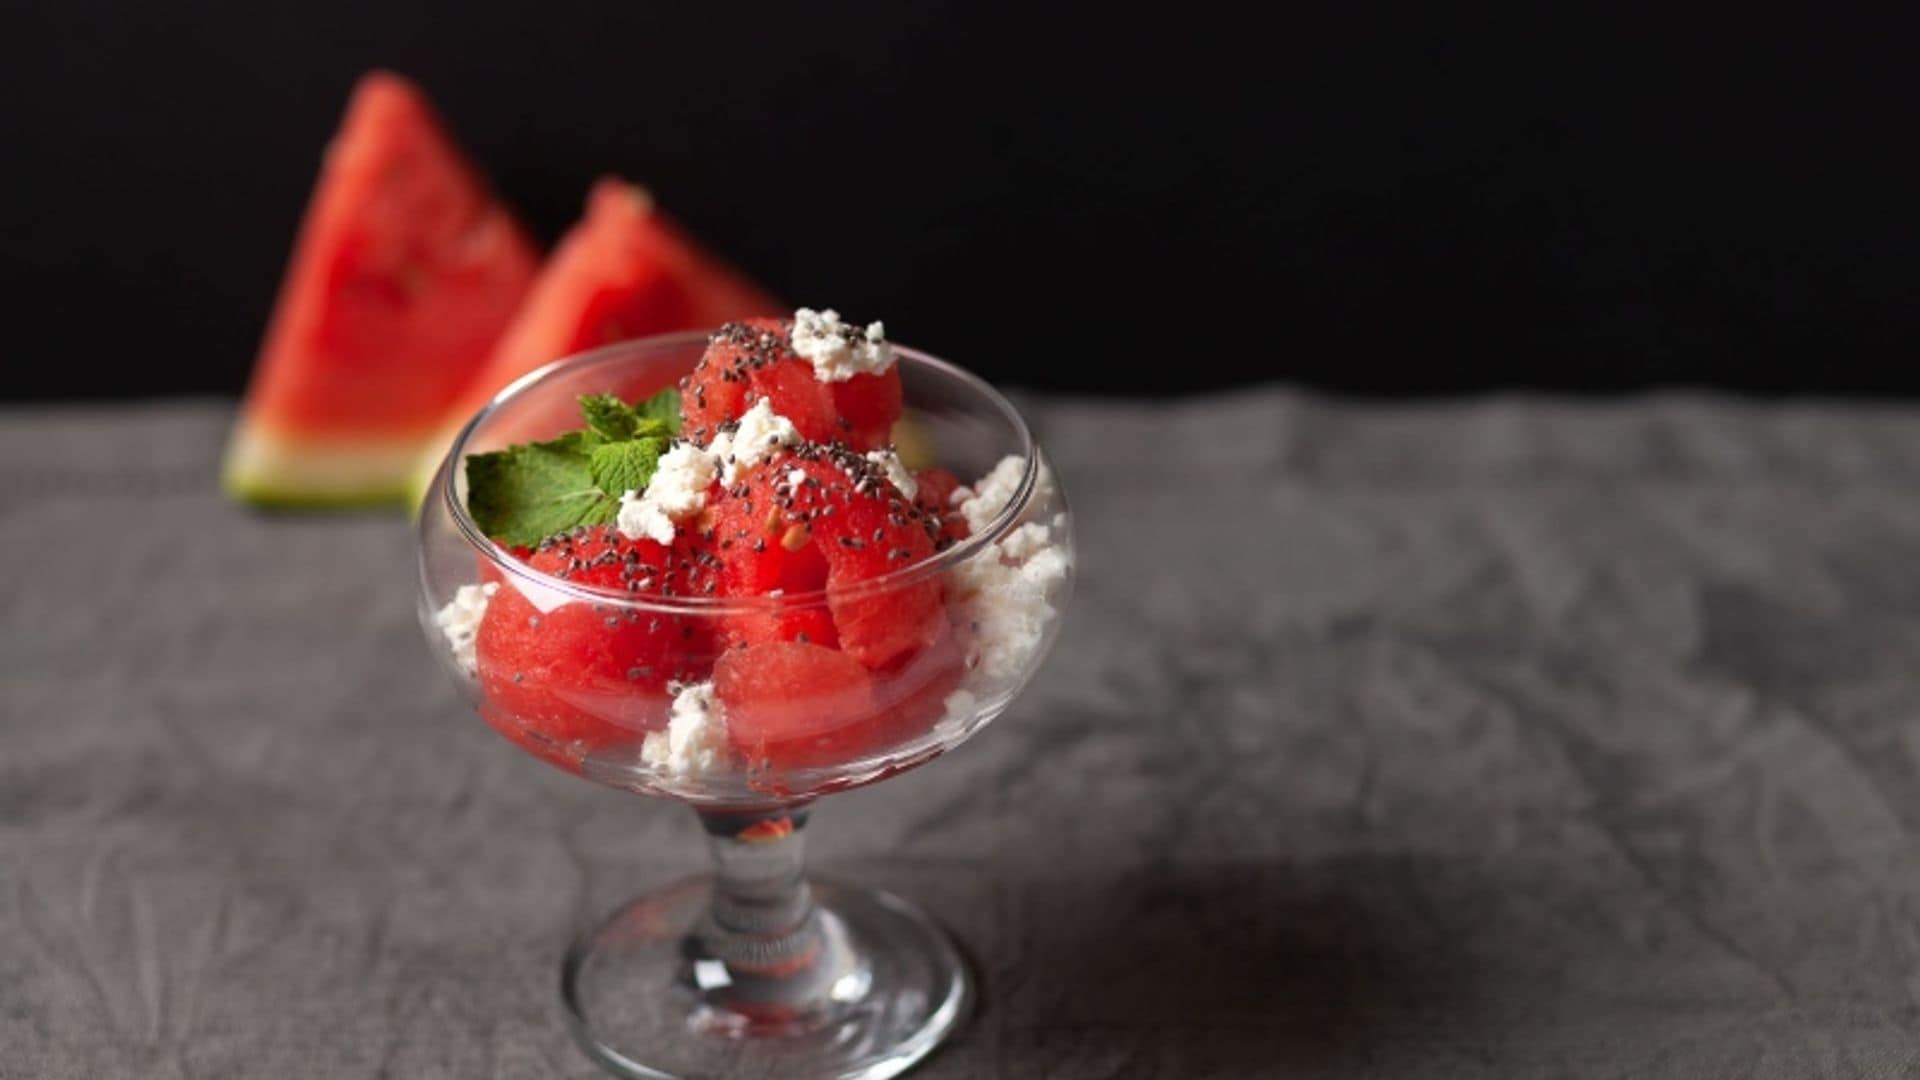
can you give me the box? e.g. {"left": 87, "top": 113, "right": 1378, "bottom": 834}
{"left": 415, "top": 312, "right": 1072, "bottom": 1078}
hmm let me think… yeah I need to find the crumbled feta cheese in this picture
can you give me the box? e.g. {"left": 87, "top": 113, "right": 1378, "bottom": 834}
{"left": 949, "top": 551, "right": 1061, "bottom": 682}
{"left": 950, "top": 454, "right": 1050, "bottom": 534}
{"left": 1019, "top": 545, "right": 1072, "bottom": 590}
{"left": 945, "top": 457, "right": 1071, "bottom": 685}
{"left": 996, "top": 522, "right": 1053, "bottom": 563}
{"left": 616, "top": 441, "right": 720, "bottom": 543}
{"left": 642, "top": 681, "right": 729, "bottom": 775}
{"left": 708, "top": 399, "right": 801, "bottom": 484}
{"left": 616, "top": 493, "right": 677, "bottom": 545}
{"left": 644, "top": 443, "right": 719, "bottom": 517}
{"left": 435, "top": 582, "right": 498, "bottom": 676}
{"left": 790, "top": 307, "right": 894, "bottom": 382}
{"left": 786, "top": 467, "right": 808, "bottom": 487}
{"left": 937, "top": 688, "right": 979, "bottom": 734}
{"left": 865, "top": 449, "right": 918, "bottom": 500}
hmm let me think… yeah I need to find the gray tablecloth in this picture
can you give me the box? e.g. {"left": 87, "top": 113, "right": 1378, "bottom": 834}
{"left": 9, "top": 395, "right": 1920, "bottom": 1078}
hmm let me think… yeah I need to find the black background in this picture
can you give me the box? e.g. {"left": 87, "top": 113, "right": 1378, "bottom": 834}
{"left": 6, "top": 4, "right": 1917, "bottom": 401}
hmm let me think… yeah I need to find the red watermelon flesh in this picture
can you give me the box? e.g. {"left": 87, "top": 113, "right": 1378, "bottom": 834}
{"left": 682, "top": 320, "right": 901, "bottom": 451}
{"left": 425, "top": 181, "right": 781, "bottom": 467}
{"left": 708, "top": 464, "right": 839, "bottom": 649}
{"left": 682, "top": 320, "right": 834, "bottom": 445}
{"left": 830, "top": 372, "right": 904, "bottom": 452}
{"left": 872, "top": 615, "right": 968, "bottom": 743}
{"left": 474, "top": 526, "right": 719, "bottom": 766}
{"left": 912, "top": 467, "right": 971, "bottom": 544}
{"left": 751, "top": 456, "right": 946, "bottom": 669}
{"left": 714, "top": 642, "right": 884, "bottom": 771}
{"left": 226, "top": 71, "right": 541, "bottom": 505}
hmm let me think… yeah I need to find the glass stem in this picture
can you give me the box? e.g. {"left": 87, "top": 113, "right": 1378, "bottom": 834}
{"left": 697, "top": 806, "right": 817, "bottom": 963}
{"left": 687, "top": 805, "right": 855, "bottom": 1021}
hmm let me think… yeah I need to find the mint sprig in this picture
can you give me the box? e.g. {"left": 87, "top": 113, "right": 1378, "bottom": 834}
{"left": 636, "top": 386, "right": 682, "bottom": 431}
{"left": 587, "top": 438, "right": 665, "bottom": 498}
{"left": 580, "top": 392, "right": 673, "bottom": 442}
{"left": 464, "top": 388, "right": 681, "bottom": 547}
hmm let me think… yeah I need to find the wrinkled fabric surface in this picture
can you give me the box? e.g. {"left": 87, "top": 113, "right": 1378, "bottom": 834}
{"left": 6, "top": 397, "right": 1920, "bottom": 1078}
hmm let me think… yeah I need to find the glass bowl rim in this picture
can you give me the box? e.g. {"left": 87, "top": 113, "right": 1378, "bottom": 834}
{"left": 438, "top": 329, "right": 1043, "bottom": 614}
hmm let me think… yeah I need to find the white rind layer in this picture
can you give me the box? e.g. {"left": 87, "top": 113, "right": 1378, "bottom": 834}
{"left": 223, "top": 425, "right": 432, "bottom": 505}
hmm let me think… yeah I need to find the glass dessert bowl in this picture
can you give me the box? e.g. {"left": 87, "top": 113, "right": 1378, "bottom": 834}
{"left": 415, "top": 318, "right": 1072, "bottom": 1079}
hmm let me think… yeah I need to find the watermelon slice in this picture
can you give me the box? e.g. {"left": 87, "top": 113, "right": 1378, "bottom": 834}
{"left": 409, "top": 179, "right": 783, "bottom": 501}
{"left": 912, "top": 467, "right": 971, "bottom": 544}
{"left": 224, "top": 71, "right": 541, "bottom": 506}
{"left": 474, "top": 525, "right": 718, "bottom": 769}
{"left": 715, "top": 642, "right": 883, "bottom": 771}
{"left": 682, "top": 318, "right": 901, "bottom": 451}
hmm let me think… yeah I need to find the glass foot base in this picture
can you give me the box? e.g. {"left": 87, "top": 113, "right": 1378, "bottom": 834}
{"left": 562, "top": 877, "right": 972, "bottom": 1079}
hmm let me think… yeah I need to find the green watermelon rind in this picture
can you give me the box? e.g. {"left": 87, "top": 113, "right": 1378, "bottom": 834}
{"left": 223, "top": 427, "right": 431, "bottom": 509}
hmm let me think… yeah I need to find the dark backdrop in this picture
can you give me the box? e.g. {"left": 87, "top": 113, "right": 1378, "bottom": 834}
{"left": 6, "top": 4, "right": 1917, "bottom": 400}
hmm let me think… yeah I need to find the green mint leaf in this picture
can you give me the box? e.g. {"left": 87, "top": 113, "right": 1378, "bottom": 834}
{"left": 580, "top": 390, "right": 678, "bottom": 441}
{"left": 579, "top": 393, "right": 643, "bottom": 441}
{"left": 637, "top": 387, "right": 683, "bottom": 434}
{"left": 588, "top": 437, "right": 668, "bottom": 499}
{"left": 465, "top": 388, "right": 683, "bottom": 547}
{"left": 465, "top": 430, "right": 619, "bottom": 547}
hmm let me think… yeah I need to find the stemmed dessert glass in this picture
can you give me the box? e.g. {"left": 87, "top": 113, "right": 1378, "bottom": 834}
{"left": 415, "top": 332, "right": 1072, "bottom": 1078}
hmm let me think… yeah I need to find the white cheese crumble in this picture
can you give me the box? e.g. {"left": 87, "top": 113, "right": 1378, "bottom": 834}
{"left": 996, "top": 521, "right": 1053, "bottom": 563}
{"left": 708, "top": 398, "right": 801, "bottom": 484}
{"left": 790, "top": 308, "right": 894, "bottom": 382}
{"left": 949, "top": 536, "right": 1071, "bottom": 683}
{"left": 616, "top": 496, "right": 677, "bottom": 546}
{"left": 642, "top": 681, "right": 729, "bottom": 775}
{"left": 865, "top": 449, "right": 918, "bottom": 501}
{"left": 947, "top": 455, "right": 1071, "bottom": 685}
{"left": 949, "top": 454, "right": 1052, "bottom": 535}
{"left": 616, "top": 441, "right": 720, "bottom": 544}
{"left": 435, "top": 582, "right": 498, "bottom": 676}
{"left": 620, "top": 402, "right": 806, "bottom": 541}
{"left": 642, "top": 443, "right": 719, "bottom": 517}
{"left": 936, "top": 688, "right": 978, "bottom": 735}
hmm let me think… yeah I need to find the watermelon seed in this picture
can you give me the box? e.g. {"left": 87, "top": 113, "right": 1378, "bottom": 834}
{"left": 528, "top": 616, "right": 541, "bottom": 628}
